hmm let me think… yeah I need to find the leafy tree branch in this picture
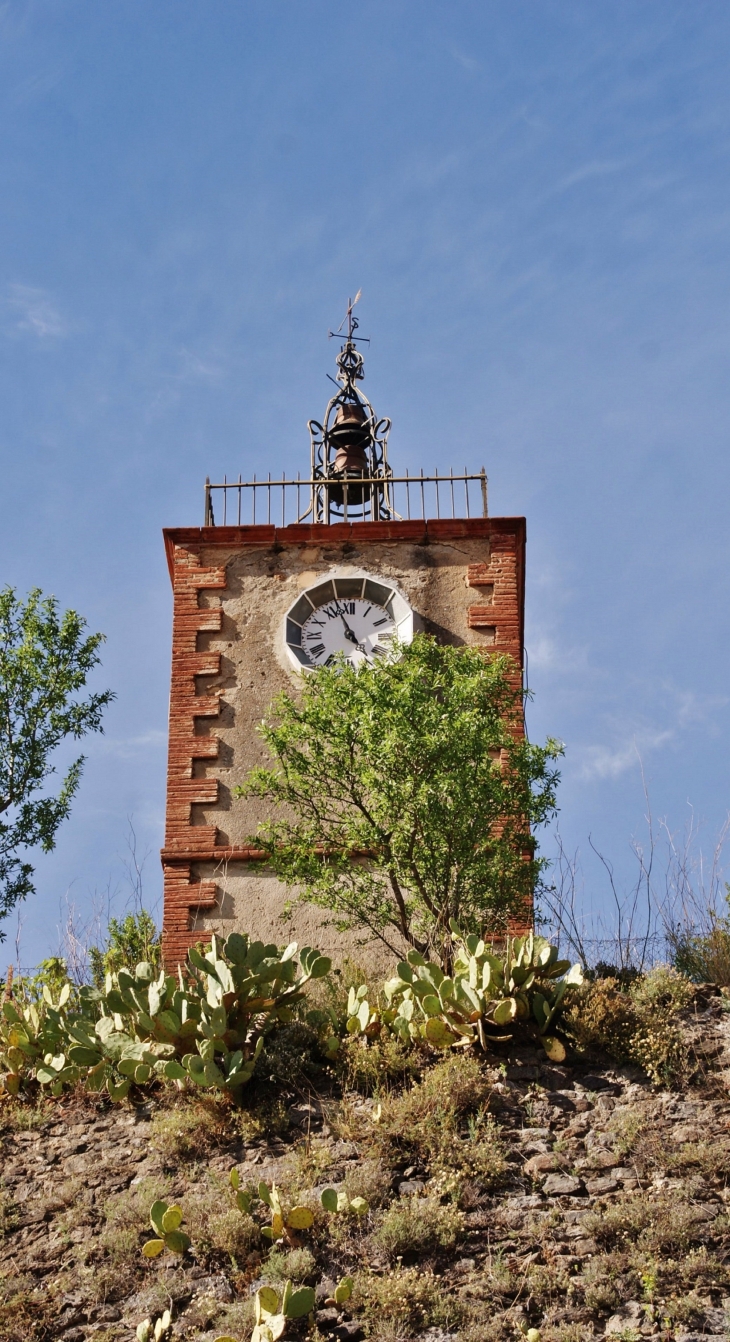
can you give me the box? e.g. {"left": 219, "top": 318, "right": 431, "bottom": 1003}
{"left": 0, "top": 587, "right": 114, "bottom": 932}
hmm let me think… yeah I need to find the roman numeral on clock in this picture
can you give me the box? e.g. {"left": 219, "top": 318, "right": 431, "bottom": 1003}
{"left": 308, "top": 643, "right": 325, "bottom": 657}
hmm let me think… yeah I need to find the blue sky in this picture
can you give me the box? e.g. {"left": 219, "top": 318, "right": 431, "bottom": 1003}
{"left": 1, "top": 2, "right": 729, "bottom": 965}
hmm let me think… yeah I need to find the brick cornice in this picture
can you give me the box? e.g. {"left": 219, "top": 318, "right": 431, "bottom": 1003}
{"left": 164, "top": 516, "right": 526, "bottom": 578}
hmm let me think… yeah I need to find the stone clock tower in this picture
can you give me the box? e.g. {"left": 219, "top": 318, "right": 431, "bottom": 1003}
{"left": 160, "top": 305, "right": 525, "bottom": 969}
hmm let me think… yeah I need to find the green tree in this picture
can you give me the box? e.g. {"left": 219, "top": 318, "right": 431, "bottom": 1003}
{"left": 0, "top": 587, "right": 114, "bottom": 933}
{"left": 237, "top": 636, "right": 562, "bottom": 969}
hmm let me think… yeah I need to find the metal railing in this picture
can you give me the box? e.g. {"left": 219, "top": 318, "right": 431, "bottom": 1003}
{"left": 204, "top": 468, "right": 488, "bottom": 527}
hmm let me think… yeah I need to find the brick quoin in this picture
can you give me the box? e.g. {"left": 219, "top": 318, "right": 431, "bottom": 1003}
{"left": 160, "top": 517, "right": 526, "bottom": 969}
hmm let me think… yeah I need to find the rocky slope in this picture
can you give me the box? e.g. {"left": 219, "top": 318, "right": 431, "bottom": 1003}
{"left": 1, "top": 987, "right": 729, "bottom": 1342}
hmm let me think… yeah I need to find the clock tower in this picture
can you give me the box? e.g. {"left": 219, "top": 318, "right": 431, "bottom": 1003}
{"left": 160, "top": 305, "right": 526, "bottom": 969}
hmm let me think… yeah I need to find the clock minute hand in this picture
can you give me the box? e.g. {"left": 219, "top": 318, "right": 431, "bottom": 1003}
{"left": 340, "top": 613, "right": 370, "bottom": 657}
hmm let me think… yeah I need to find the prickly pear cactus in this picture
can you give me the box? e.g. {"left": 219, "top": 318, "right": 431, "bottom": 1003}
{"left": 0, "top": 931, "right": 333, "bottom": 1099}
{"left": 250, "top": 1279, "right": 316, "bottom": 1341}
{"left": 136, "top": 1309, "right": 172, "bottom": 1341}
{"left": 347, "top": 927, "right": 582, "bottom": 1059}
{"left": 141, "top": 1200, "right": 191, "bottom": 1258}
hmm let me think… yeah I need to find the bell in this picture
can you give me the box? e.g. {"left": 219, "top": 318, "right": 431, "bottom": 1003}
{"left": 329, "top": 401, "right": 370, "bottom": 475}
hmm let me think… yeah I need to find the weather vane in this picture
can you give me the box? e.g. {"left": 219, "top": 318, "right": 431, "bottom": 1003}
{"left": 328, "top": 290, "right": 369, "bottom": 346}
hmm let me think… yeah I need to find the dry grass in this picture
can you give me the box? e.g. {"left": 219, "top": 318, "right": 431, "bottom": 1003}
{"left": 584, "top": 1192, "right": 720, "bottom": 1255}
{"left": 372, "top": 1191, "right": 464, "bottom": 1261}
{"left": 375, "top": 1052, "right": 505, "bottom": 1188}
{"left": 149, "top": 1095, "right": 233, "bottom": 1163}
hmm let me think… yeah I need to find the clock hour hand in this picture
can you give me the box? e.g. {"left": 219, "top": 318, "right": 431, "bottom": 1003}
{"left": 340, "top": 613, "right": 370, "bottom": 658}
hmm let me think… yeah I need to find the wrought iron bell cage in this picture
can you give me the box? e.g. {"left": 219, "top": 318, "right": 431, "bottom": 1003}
{"left": 202, "top": 300, "right": 489, "bottom": 528}
{"left": 306, "top": 308, "right": 396, "bottom": 523}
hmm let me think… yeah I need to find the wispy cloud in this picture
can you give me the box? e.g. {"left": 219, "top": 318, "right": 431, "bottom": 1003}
{"left": 6, "top": 283, "right": 67, "bottom": 338}
{"left": 451, "top": 47, "right": 480, "bottom": 73}
{"left": 173, "top": 348, "right": 224, "bottom": 381}
{"left": 96, "top": 730, "right": 167, "bottom": 761}
{"left": 576, "top": 729, "right": 673, "bottom": 781}
{"left": 555, "top": 158, "right": 632, "bottom": 194}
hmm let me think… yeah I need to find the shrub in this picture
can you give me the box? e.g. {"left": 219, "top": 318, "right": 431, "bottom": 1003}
{"left": 89, "top": 910, "right": 160, "bottom": 987}
{"left": 340, "top": 1032, "right": 420, "bottom": 1094}
{"left": 353, "top": 1265, "right": 465, "bottom": 1336}
{"left": 99, "top": 1179, "right": 170, "bottom": 1270}
{"left": 672, "top": 892, "right": 730, "bottom": 985}
{"left": 563, "top": 969, "right": 691, "bottom": 1085}
{"left": 260, "top": 1246, "right": 317, "bottom": 1285}
{"left": 372, "top": 1193, "right": 464, "bottom": 1260}
{"left": 584, "top": 1192, "right": 718, "bottom": 1254}
{"left": 343, "top": 1158, "right": 393, "bottom": 1209}
{"left": 579, "top": 1251, "right": 641, "bottom": 1314}
{"left": 184, "top": 1179, "right": 258, "bottom": 1262}
{"left": 630, "top": 964, "right": 692, "bottom": 1012}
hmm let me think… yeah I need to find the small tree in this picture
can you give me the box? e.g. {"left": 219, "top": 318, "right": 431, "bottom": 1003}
{"left": 89, "top": 910, "right": 160, "bottom": 988}
{"left": 237, "top": 636, "right": 562, "bottom": 968}
{"left": 0, "top": 587, "right": 114, "bottom": 934}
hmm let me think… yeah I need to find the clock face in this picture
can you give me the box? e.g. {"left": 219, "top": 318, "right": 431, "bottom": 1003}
{"left": 284, "top": 574, "right": 414, "bottom": 671}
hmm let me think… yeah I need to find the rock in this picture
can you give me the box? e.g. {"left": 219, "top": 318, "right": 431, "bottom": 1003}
{"left": 675, "top": 1335, "right": 726, "bottom": 1342}
{"left": 702, "top": 1308, "right": 729, "bottom": 1332}
{"left": 316, "top": 1307, "right": 340, "bottom": 1326}
{"left": 524, "top": 1153, "right": 561, "bottom": 1176}
{"left": 506, "top": 1064, "right": 539, "bottom": 1081}
{"left": 332, "top": 1323, "right": 365, "bottom": 1341}
{"left": 398, "top": 1179, "right": 425, "bottom": 1196}
{"left": 671, "top": 1124, "right": 702, "bottom": 1144}
{"left": 606, "top": 1302, "right": 643, "bottom": 1335}
{"left": 540, "top": 1067, "right": 570, "bottom": 1087}
{"left": 521, "top": 1140, "right": 551, "bottom": 1156}
{"left": 581, "top": 1074, "right": 612, "bottom": 1090}
{"left": 288, "top": 1102, "right": 322, "bottom": 1127}
{"left": 571, "top": 1237, "right": 598, "bottom": 1256}
{"left": 588, "top": 1149, "right": 620, "bottom": 1170}
{"left": 506, "top": 1194, "right": 546, "bottom": 1209}
{"left": 551, "top": 1093, "right": 576, "bottom": 1112}
{"left": 192, "top": 1273, "right": 234, "bottom": 1302}
{"left": 543, "top": 1174, "right": 583, "bottom": 1196}
{"left": 585, "top": 1176, "right": 618, "bottom": 1196}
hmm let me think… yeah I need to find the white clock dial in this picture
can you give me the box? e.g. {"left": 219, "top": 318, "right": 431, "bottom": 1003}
{"left": 284, "top": 573, "right": 414, "bottom": 671}
{"left": 301, "top": 597, "right": 394, "bottom": 667}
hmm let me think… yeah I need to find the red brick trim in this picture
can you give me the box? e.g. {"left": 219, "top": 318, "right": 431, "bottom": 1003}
{"left": 161, "top": 545, "right": 227, "bottom": 967}
{"left": 160, "top": 845, "right": 268, "bottom": 862}
{"left": 467, "top": 609, "right": 497, "bottom": 634}
{"left": 162, "top": 860, "right": 219, "bottom": 971}
{"left": 466, "top": 563, "right": 494, "bottom": 587}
